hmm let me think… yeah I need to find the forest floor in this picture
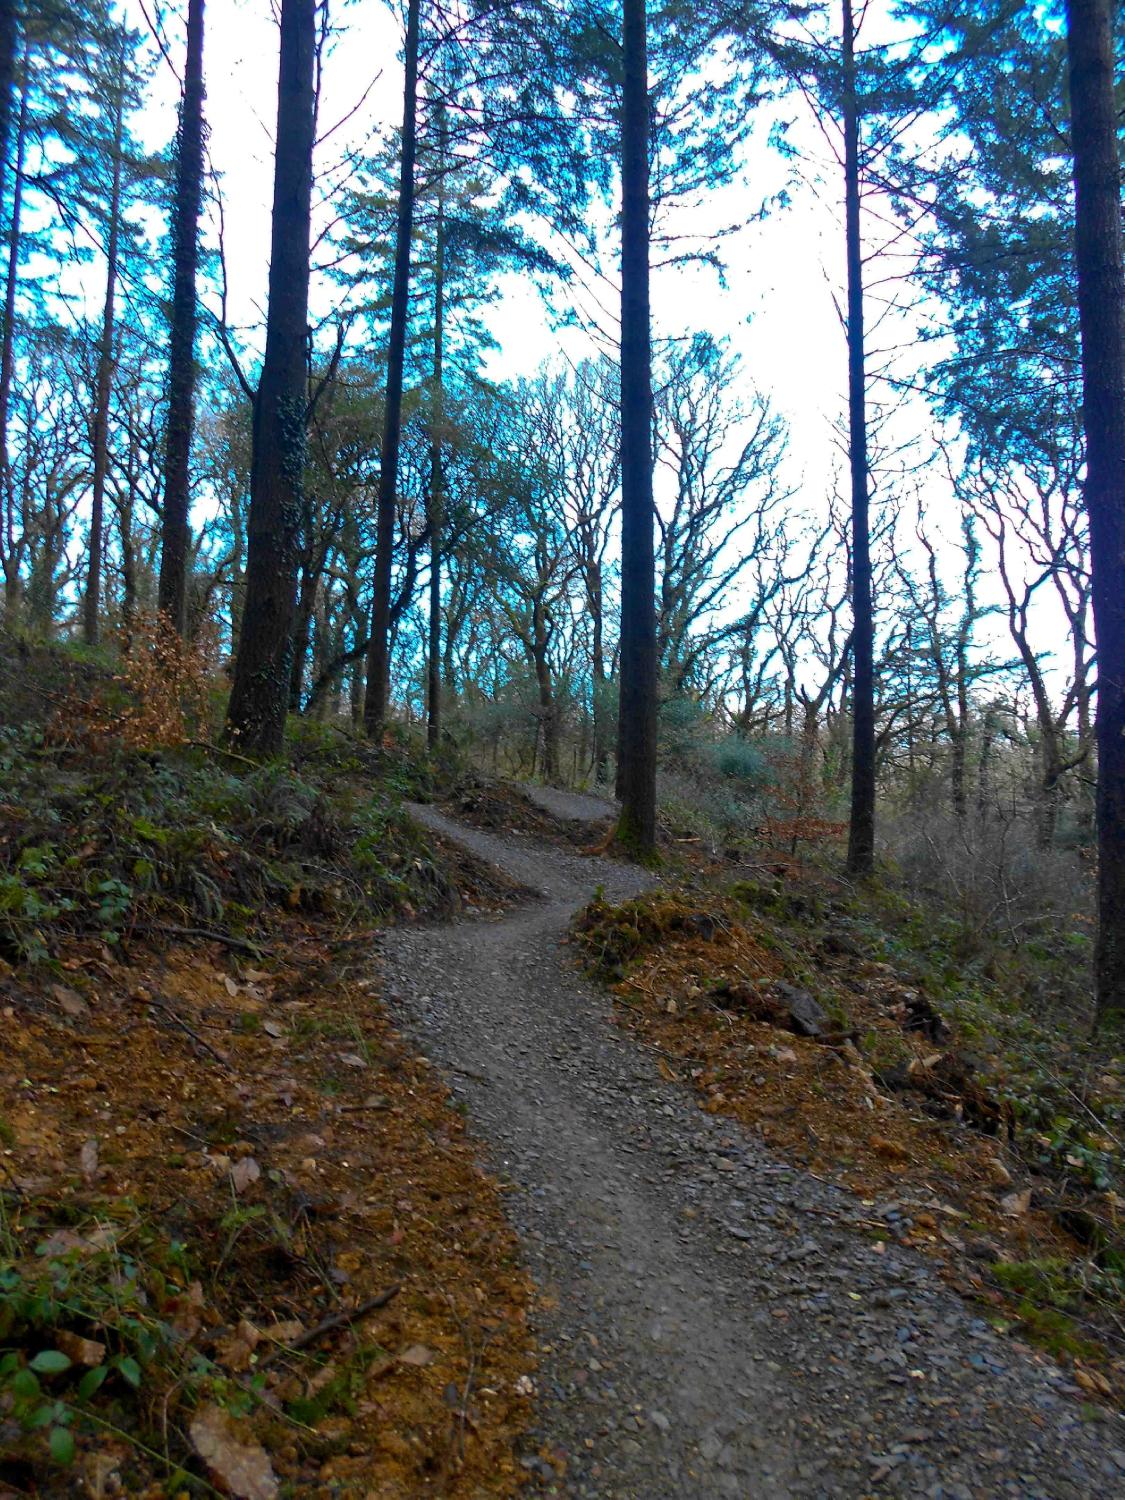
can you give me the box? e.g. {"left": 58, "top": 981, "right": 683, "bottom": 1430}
{"left": 3, "top": 637, "right": 1123, "bottom": 1495}
{"left": 381, "top": 793, "right": 1125, "bottom": 1498}
{"left": 0, "top": 639, "right": 544, "bottom": 1499}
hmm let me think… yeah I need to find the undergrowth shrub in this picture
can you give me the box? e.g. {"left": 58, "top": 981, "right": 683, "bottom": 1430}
{"left": 45, "top": 613, "right": 213, "bottom": 752}
{"left": 0, "top": 727, "right": 456, "bottom": 966}
{"left": 879, "top": 806, "right": 1094, "bottom": 1011}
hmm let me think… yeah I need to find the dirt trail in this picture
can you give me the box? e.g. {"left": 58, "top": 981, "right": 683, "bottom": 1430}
{"left": 379, "top": 806, "right": 1123, "bottom": 1498}
{"left": 519, "top": 783, "right": 618, "bottom": 824}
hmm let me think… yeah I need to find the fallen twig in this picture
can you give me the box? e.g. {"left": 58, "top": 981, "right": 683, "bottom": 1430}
{"left": 137, "top": 921, "right": 269, "bottom": 958}
{"left": 260, "top": 1285, "right": 401, "bottom": 1364}
{"left": 148, "top": 995, "right": 233, "bottom": 1071}
{"left": 188, "top": 739, "right": 261, "bottom": 769}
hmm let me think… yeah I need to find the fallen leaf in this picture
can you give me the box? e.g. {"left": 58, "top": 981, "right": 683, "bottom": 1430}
{"left": 260, "top": 1320, "right": 305, "bottom": 1345}
{"left": 399, "top": 1343, "right": 436, "bottom": 1366}
{"left": 223, "top": 976, "right": 241, "bottom": 997}
{"left": 53, "top": 985, "right": 87, "bottom": 1016}
{"left": 1075, "top": 1366, "right": 1112, "bottom": 1397}
{"left": 189, "top": 1403, "right": 278, "bottom": 1499}
{"left": 169, "top": 1281, "right": 205, "bottom": 1339}
{"left": 999, "top": 1188, "right": 1032, "bottom": 1217}
{"left": 262, "top": 1020, "right": 284, "bottom": 1038}
{"left": 338, "top": 1052, "right": 368, "bottom": 1069}
{"left": 216, "top": 1319, "right": 261, "bottom": 1371}
{"left": 79, "top": 1138, "right": 99, "bottom": 1182}
{"left": 230, "top": 1157, "right": 261, "bottom": 1193}
{"left": 57, "top": 1329, "right": 106, "bottom": 1367}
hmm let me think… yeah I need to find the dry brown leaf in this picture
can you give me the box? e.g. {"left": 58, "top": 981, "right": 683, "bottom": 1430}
{"left": 189, "top": 1403, "right": 278, "bottom": 1499}
{"left": 56, "top": 1329, "right": 106, "bottom": 1367}
{"left": 260, "top": 1319, "right": 305, "bottom": 1345}
{"left": 170, "top": 1281, "right": 205, "bottom": 1340}
{"left": 1000, "top": 1188, "right": 1032, "bottom": 1217}
{"left": 79, "top": 1138, "right": 99, "bottom": 1182}
{"left": 223, "top": 976, "right": 241, "bottom": 998}
{"left": 230, "top": 1157, "right": 261, "bottom": 1193}
{"left": 216, "top": 1320, "right": 261, "bottom": 1372}
{"left": 53, "top": 984, "right": 87, "bottom": 1016}
{"left": 399, "top": 1343, "right": 437, "bottom": 1366}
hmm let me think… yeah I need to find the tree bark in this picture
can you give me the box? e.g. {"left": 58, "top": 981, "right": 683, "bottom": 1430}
{"left": 842, "top": 0, "right": 875, "bottom": 875}
{"left": 83, "top": 74, "right": 126, "bottom": 648}
{"left": 616, "top": 0, "right": 658, "bottom": 854}
{"left": 157, "top": 0, "right": 205, "bottom": 634}
{"left": 591, "top": 575, "right": 609, "bottom": 783}
{"left": 364, "top": 0, "right": 420, "bottom": 739}
{"left": 1065, "top": 0, "right": 1125, "bottom": 1024}
{"left": 533, "top": 639, "right": 558, "bottom": 781}
{"left": 225, "top": 0, "right": 315, "bottom": 754}
{"left": 0, "top": 57, "right": 25, "bottom": 619}
{"left": 426, "top": 111, "right": 446, "bottom": 751}
{"left": 0, "top": 1, "right": 16, "bottom": 219}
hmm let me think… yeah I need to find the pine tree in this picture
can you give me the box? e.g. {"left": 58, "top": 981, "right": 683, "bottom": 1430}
{"left": 1065, "top": 0, "right": 1125, "bottom": 1025}
{"left": 615, "top": 0, "right": 658, "bottom": 853}
{"left": 841, "top": 0, "right": 874, "bottom": 875}
{"left": 225, "top": 0, "right": 316, "bottom": 754}
{"left": 157, "top": 0, "right": 206, "bottom": 635}
{"left": 364, "top": 0, "right": 422, "bottom": 740}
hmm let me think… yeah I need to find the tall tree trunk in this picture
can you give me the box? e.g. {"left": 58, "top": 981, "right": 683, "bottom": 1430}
{"left": 0, "top": 57, "right": 25, "bottom": 619}
{"left": 0, "top": 1, "right": 16, "bottom": 219}
{"left": 1066, "top": 0, "right": 1125, "bottom": 1023}
{"left": 534, "top": 642, "right": 558, "bottom": 781}
{"left": 615, "top": 0, "right": 658, "bottom": 854}
{"left": 426, "top": 114, "right": 446, "bottom": 752}
{"left": 591, "top": 576, "right": 609, "bottom": 783}
{"left": 842, "top": 0, "right": 875, "bottom": 875}
{"left": 289, "top": 554, "right": 316, "bottom": 710}
{"left": 364, "top": 0, "right": 420, "bottom": 740}
{"left": 118, "top": 468, "right": 137, "bottom": 640}
{"left": 157, "top": 0, "right": 205, "bottom": 634}
{"left": 225, "top": 0, "right": 315, "bottom": 754}
{"left": 83, "top": 79, "right": 126, "bottom": 648}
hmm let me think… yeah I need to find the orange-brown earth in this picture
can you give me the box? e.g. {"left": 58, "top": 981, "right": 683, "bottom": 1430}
{"left": 1, "top": 914, "right": 537, "bottom": 1498}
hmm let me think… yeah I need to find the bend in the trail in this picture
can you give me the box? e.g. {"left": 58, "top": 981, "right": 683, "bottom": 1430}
{"left": 378, "top": 804, "right": 1122, "bottom": 1499}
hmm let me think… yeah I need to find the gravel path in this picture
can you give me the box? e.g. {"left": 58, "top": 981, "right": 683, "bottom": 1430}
{"left": 379, "top": 806, "right": 1124, "bottom": 1498}
{"left": 519, "top": 783, "right": 618, "bottom": 824}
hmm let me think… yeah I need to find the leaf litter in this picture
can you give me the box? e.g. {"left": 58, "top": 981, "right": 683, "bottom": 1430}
{"left": 0, "top": 916, "right": 536, "bottom": 1496}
